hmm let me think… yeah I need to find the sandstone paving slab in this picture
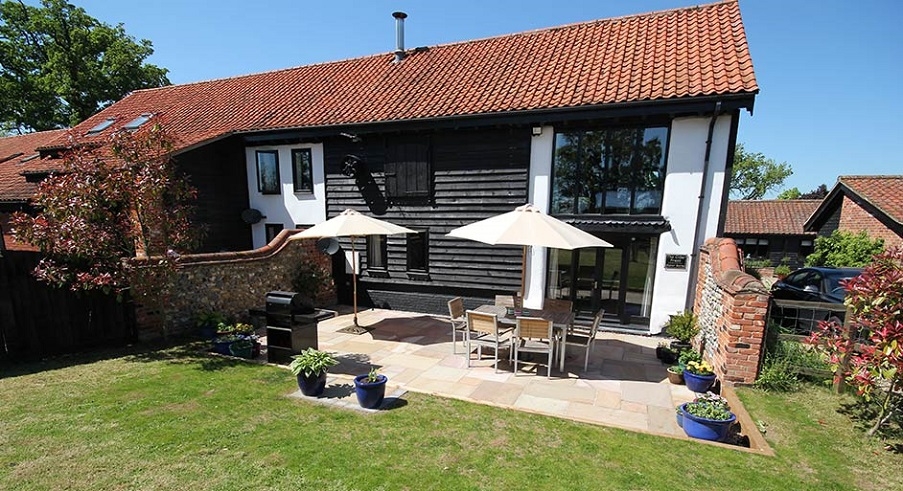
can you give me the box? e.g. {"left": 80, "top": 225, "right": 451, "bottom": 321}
{"left": 469, "top": 380, "right": 524, "bottom": 405}
{"left": 621, "top": 381, "right": 674, "bottom": 408}
{"left": 513, "top": 393, "right": 570, "bottom": 415}
{"left": 522, "top": 381, "right": 595, "bottom": 404}
{"left": 378, "top": 353, "right": 441, "bottom": 370}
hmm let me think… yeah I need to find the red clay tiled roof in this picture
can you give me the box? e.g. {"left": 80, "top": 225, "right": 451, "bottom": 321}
{"left": 724, "top": 200, "right": 821, "bottom": 235}
{"left": 0, "top": 130, "right": 67, "bottom": 202}
{"left": 839, "top": 176, "right": 903, "bottom": 225}
{"left": 38, "top": 0, "right": 757, "bottom": 154}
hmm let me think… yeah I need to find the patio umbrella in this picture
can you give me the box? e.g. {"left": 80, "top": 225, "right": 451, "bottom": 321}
{"left": 446, "top": 204, "right": 612, "bottom": 294}
{"left": 290, "top": 209, "right": 415, "bottom": 326}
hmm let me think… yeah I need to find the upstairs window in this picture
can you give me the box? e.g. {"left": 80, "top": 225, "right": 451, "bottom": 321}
{"left": 385, "top": 142, "right": 431, "bottom": 198}
{"left": 256, "top": 150, "right": 281, "bottom": 194}
{"left": 366, "top": 235, "right": 387, "bottom": 270}
{"left": 406, "top": 231, "right": 429, "bottom": 273}
{"left": 291, "top": 148, "right": 313, "bottom": 194}
{"left": 551, "top": 126, "right": 668, "bottom": 215}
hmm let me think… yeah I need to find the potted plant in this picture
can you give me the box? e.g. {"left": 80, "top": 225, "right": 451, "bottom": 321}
{"left": 289, "top": 348, "right": 339, "bottom": 397}
{"left": 212, "top": 333, "right": 241, "bottom": 355}
{"left": 229, "top": 337, "right": 255, "bottom": 359}
{"left": 195, "top": 311, "right": 228, "bottom": 340}
{"left": 655, "top": 341, "right": 678, "bottom": 364}
{"left": 677, "top": 392, "right": 736, "bottom": 442}
{"left": 353, "top": 367, "right": 387, "bottom": 409}
{"left": 677, "top": 348, "right": 702, "bottom": 372}
{"left": 774, "top": 263, "right": 791, "bottom": 280}
{"left": 683, "top": 359, "right": 717, "bottom": 393}
{"left": 664, "top": 310, "right": 698, "bottom": 352}
{"left": 666, "top": 365, "right": 684, "bottom": 384}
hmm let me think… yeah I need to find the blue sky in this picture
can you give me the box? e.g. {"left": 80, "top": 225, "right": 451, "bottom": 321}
{"left": 68, "top": 0, "right": 902, "bottom": 197}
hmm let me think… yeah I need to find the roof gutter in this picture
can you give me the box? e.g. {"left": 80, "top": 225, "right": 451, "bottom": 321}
{"left": 686, "top": 101, "right": 723, "bottom": 311}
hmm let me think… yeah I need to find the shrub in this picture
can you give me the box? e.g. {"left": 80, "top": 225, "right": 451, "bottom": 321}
{"left": 291, "top": 260, "right": 331, "bottom": 300}
{"left": 804, "top": 230, "right": 884, "bottom": 267}
{"left": 664, "top": 311, "right": 699, "bottom": 343}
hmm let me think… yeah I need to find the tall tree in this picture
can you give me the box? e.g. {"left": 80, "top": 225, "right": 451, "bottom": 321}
{"left": 777, "top": 184, "right": 829, "bottom": 200}
{"left": 729, "top": 143, "right": 793, "bottom": 200}
{"left": 0, "top": 0, "right": 169, "bottom": 132}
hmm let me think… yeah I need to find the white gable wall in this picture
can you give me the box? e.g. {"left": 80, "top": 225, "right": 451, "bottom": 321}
{"left": 245, "top": 143, "right": 326, "bottom": 248}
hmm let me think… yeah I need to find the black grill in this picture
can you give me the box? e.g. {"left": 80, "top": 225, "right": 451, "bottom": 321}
{"left": 265, "top": 291, "right": 330, "bottom": 364}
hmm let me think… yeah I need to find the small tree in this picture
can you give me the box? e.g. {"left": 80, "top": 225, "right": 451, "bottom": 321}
{"left": 729, "top": 143, "right": 792, "bottom": 200}
{"left": 11, "top": 122, "right": 200, "bottom": 293}
{"left": 808, "top": 247, "right": 903, "bottom": 436}
{"left": 805, "top": 230, "right": 884, "bottom": 268}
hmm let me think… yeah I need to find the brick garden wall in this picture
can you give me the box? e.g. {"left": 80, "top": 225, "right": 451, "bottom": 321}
{"left": 694, "top": 237, "right": 769, "bottom": 384}
{"left": 130, "top": 230, "right": 336, "bottom": 341}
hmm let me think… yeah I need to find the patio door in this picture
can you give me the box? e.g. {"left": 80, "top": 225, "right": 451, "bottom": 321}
{"left": 547, "top": 235, "right": 658, "bottom": 327}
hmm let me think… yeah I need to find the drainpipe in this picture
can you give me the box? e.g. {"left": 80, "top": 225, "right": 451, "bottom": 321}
{"left": 685, "top": 101, "right": 722, "bottom": 311}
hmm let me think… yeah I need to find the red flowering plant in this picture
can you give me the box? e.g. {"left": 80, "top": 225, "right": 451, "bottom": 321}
{"left": 807, "top": 247, "right": 903, "bottom": 436}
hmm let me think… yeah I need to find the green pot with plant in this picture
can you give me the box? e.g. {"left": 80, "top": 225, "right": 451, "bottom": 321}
{"left": 228, "top": 338, "right": 255, "bottom": 359}
{"left": 353, "top": 367, "right": 387, "bottom": 409}
{"left": 289, "top": 348, "right": 339, "bottom": 397}
{"left": 678, "top": 392, "right": 736, "bottom": 442}
{"left": 664, "top": 310, "right": 698, "bottom": 351}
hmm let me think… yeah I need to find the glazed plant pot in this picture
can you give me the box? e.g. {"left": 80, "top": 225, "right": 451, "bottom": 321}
{"left": 297, "top": 371, "right": 328, "bottom": 397}
{"left": 666, "top": 368, "right": 684, "bottom": 385}
{"left": 683, "top": 370, "right": 716, "bottom": 393}
{"left": 353, "top": 374, "right": 387, "bottom": 409}
{"left": 679, "top": 403, "right": 736, "bottom": 442}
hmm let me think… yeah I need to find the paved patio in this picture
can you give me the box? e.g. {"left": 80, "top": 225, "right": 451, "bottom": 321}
{"left": 301, "top": 307, "right": 699, "bottom": 438}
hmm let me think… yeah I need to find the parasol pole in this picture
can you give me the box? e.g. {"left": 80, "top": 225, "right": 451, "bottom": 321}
{"left": 351, "top": 235, "right": 359, "bottom": 326}
{"left": 520, "top": 245, "right": 527, "bottom": 297}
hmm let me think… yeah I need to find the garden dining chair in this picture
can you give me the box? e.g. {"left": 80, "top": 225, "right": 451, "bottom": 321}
{"left": 543, "top": 297, "right": 574, "bottom": 332}
{"left": 464, "top": 310, "right": 511, "bottom": 373}
{"left": 564, "top": 309, "right": 604, "bottom": 372}
{"left": 447, "top": 297, "right": 467, "bottom": 354}
{"left": 512, "top": 316, "right": 556, "bottom": 378}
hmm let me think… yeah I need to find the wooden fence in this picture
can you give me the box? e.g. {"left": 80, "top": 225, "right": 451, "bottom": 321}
{"left": 0, "top": 252, "right": 136, "bottom": 362}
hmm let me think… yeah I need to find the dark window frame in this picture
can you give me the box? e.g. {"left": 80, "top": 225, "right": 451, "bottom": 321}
{"left": 384, "top": 141, "right": 432, "bottom": 199}
{"left": 291, "top": 148, "right": 313, "bottom": 194}
{"left": 265, "top": 223, "right": 284, "bottom": 243}
{"left": 256, "top": 150, "right": 281, "bottom": 195}
{"left": 550, "top": 124, "right": 671, "bottom": 216}
{"left": 366, "top": 235, "right": 388, "bottom": 271}
{"left": 406, "top": 230, "right": 429, "bottom": 274}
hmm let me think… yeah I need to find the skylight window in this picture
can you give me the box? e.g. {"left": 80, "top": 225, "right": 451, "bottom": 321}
{"left": 20, "top": 153, "right": 39, "bottom": 163}
{"left": 86, "top": 118, "right": 116, "bottom": 134}
{"left": 123, "top": 113, "right": 153, "bottom": 131}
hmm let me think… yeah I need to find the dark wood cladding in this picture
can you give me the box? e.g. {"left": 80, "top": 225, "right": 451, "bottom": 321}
{"left": 324, "top": 127, "right": 530, "bottom": 293}
{"left": 176, "top": 137, "right": 253, "bottom": 252}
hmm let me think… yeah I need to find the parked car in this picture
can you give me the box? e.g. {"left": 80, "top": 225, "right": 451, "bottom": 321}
{"left": 770, "top": 266, "right": 863, "bottom": 334}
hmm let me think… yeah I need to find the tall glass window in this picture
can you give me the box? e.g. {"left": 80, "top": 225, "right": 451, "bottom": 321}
{"left": 551, "top": 127, "right": 668, "bottom": 215}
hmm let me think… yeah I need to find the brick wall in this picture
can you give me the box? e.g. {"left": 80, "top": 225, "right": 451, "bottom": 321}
{"left": 129, "top": 229, "right": 336, "bottom": 341}
{"left": 694, "top": 237, "right": 769, "bottom": 384}
{"left": 839, "top": 195, "right": 903, "bottom": 248}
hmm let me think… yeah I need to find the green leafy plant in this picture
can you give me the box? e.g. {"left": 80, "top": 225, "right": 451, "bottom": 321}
{"left": 289, "top": 348, "right": 339, "bottom": 378}
{"left": 194, "top": 311, "right": 228, "bottom": 329}
{"left": 804, "top": 230, "right": 884, "bottom": 267}
{"left": 678, "top": 349, "right": 702, "bottom": 367}
{"left": 667, "top": 365, "right": 682, "bottom": 374}
{"left": 664, "top": 311, "right": 699, "bottom": 343}
{"left": 774, "top": 264, "right": 792, "bottom": 277}
{"left": 683, "top": 392, "right": 732, "bottom": 420}
{"left": 363, "top": 367, "right": 382, "bottom": 383}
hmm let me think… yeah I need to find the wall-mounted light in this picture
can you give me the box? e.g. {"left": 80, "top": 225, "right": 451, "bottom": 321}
{"left": 531, "top": 126, "right": 543, "bottom": 136}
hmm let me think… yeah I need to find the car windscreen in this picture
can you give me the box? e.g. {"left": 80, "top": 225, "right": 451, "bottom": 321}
{"left": 824, "top": 271, "right": 862, "bottom": 297}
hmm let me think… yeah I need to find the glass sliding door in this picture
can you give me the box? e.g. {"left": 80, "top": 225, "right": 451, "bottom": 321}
{"left": 546, "top": 235, "right": 658, "bottom": 328}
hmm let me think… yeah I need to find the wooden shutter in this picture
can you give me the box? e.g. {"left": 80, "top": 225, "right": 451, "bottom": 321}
{"left": 385, "top": 142, "right": 430, "bottom": 198}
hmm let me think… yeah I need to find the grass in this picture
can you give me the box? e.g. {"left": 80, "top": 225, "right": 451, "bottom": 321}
{"left": 0, "top": 344, "right": 900, "bottom": 491}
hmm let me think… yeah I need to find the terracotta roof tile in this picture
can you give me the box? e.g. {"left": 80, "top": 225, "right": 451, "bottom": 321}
{"left": 36, "top": 0, "right": 756, "bottom": 154}
{"left": 0, "top": 130, "right": 67, "bottom": 203}
{"left": 724, "top": 200, "right": 821, "bottom": 235}
{"left": 839, "top": 175, "right": 903, "bottom": 225}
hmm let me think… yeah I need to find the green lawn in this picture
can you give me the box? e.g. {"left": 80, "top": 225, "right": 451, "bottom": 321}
{"left": 0, "top": 345, "right": 899, "bottom": 491}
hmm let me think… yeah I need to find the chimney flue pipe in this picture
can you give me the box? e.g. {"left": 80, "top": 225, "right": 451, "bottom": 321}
{"left": 392, "top": 11, "right": 407, "bottom": 63}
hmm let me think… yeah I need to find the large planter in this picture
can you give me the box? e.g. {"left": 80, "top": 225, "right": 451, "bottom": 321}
{"left": 683, "top": 370, "right": 716, "bottom": 393}
{"left": 656, "top": 347, "right": 678, "bottom": 364}
{"left": 353, "top": 374, "right": 388, "bottom": 409}
{"left": 297, "top": 371, "right": 328, "bottom": 397}
{"left": 666, "top": 367, "right": 684, "bottom": 385}
{"left": 229, "top": 341, "right": 254, "bottom": 359}
{"left": 212, "top": 340, "right": 233, "bottom": 355}
{"left": 679, "top": 403, "right": 736, "bottom": 442}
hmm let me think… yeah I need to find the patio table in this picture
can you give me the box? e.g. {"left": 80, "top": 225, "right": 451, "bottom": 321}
{"left": 474, "top": 304, "right": 574, "bottom": 372}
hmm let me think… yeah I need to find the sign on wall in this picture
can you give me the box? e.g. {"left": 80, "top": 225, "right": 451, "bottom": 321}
{"left": 664, "top": 254, "right": 688, "bottom": 270}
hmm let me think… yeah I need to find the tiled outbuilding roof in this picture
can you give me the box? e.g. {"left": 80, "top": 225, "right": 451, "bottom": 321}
{"left": 724, "top": 200, "right": 821, "bottom": 235}
{"left": 37, "top": 0, "right": 757, "bottom": 154}
{"left": 0, "top": 130, "right": 67, "bottom": 203}
{"left": 838, "top": 176, "right": 903, "bottom": 225}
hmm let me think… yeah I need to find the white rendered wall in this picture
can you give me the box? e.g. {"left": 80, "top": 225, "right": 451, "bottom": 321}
{"left": 649, "top": 114, "right": 732, "bottom": 333}
{"left": 525, "top": 126, "right": 555, "bottom": 309}
{"left": 245, "top": 143, "right": 326, "bottom": 248}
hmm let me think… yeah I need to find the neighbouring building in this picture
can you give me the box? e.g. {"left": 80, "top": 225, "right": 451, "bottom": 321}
{"left": 7, "top": 1, "right": 758, "bottom": 334}
{"left": 806, "top": 175, "right": 903, "bottom": 249}
{"left": 723, "top": 200, "right": 821, "bottom": 268}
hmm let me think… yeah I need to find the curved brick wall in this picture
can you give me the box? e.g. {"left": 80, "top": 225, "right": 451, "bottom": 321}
{"left": 694, "top": 237, "right": 769, "bottom": 384}
{"left": 130, "top": 229, "right": 336, "bottom": 340}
